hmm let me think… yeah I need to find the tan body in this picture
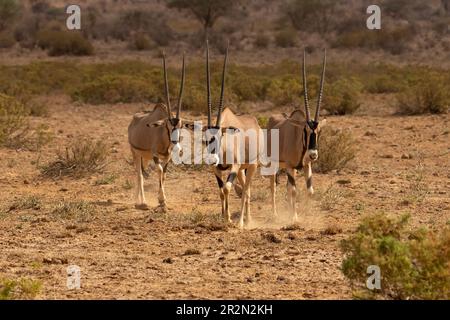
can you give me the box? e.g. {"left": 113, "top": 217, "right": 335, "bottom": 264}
{"left": 213, "top": 107, "right": 262, "bottom": 228}
{"left": 128, "top": 104, "right": 177, "bottom": 210}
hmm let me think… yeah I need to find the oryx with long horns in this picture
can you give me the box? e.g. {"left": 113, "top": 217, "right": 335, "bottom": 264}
{"left": 128, "top": 53, "right": 186, "bottom": 210}
{"left": 201, "top": 41, "right": 263, "bottom": 228}
{"left": 266, "top": 49, "right": 327, "bottom": 221}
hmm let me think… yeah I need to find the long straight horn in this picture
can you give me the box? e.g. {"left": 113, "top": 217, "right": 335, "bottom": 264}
{"left": 216, "top": 41, "right": 229, "bottom": 127}
{"left": 206, "top": 40, "right": 212, "bottom": 127}
{"left": 163, "top": 51, "right": 172, "bottom": 119}
{"left": 315, "top": 49, "right": 327, "bottom": 123}
{"left": 302, "top": 48, "right": 311, "bottom": 122}
{"left": 176, "top": 53, "right": 185, "bottom": 119}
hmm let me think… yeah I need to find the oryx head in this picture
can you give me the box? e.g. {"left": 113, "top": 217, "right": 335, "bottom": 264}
{"left": 302, "top": 48, "right": 327, "bottom": 165}
{"left": 201, "top": 40, "right": 239, "bottom": 166}
{"left": 147, "top": 52, "right": 186, "bottom": 154}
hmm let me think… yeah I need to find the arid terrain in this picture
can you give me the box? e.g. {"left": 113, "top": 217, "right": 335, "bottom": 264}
{"left": 0, "top": 94, "right": 448, "bottom": 299}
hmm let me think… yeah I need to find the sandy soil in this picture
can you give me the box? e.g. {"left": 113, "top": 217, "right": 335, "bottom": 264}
{"left": 0, "top": 95, "right": 449, "bottom": 299}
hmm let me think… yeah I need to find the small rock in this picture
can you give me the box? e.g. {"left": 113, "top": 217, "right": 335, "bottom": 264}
{"left": 336, "top": 179, "right": 351, "bottom": 185}
{"left": 162, "top": 257, "right": 173, "bottom": 264}
{"left": 381, "top": 154, "right": 394, "bottom": 159}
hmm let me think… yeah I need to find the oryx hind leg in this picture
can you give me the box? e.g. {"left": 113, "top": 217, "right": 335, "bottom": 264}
{"left": 269, "top": 174, "right": 278, "bottom": 218}
{"left": 223, "top": 165, "right": 239, "bottom": 224}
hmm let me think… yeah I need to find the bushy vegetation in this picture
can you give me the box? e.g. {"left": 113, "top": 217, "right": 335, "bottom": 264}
{"left": 37, "top": 30, "right": 93, "bottom": 56}
{"left": 341, "top": 213, "right": 450, "bottom": 299}
{"left": 51, "top": 201, "right": 95, "bottom": 222}
{"left": 396, "top": 74, "right": 450, "bottom": 115}
{"left": 0, "top": 61, "right": 449, "bottom": 114}
{"left": 41, "top": 139, "right": 108, "bottom": 178}
{"left": 274, "top": 29, "right": 297, "bottom": 48}
{"left": 315, "top": 126, "right": 356, "bottom": 173}
{"left": 0, "top": 93, "right": 27, "bottom": 146}
{"left": 0, "top": 277, "right": 42, "bottom": 300}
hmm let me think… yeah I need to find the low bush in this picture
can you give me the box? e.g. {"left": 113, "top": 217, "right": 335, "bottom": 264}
{"left": 0, "top": 32, "right": 15, "bottom": 48}
{"left": 51, "top": 201, "right": 95, "bottom": 222}
{"left": 254, "top": 33, "right": 270, "bottom": 48}
{"left": 129, "top": 33, "right": 153, "bottom": 51}
{"left": 0, "top": 278, "right": 42, "bottom": 300}
{"left": 37, "top": 30, "right": 93, "bottom": 56}
{"left": 324, "top": 78, "right": 362, "bottom": 115}
{"left": 315, "top": 126, "right": 356, "bottom": 173}
{"left": 396, "top": 78, "right": 449, "bottom": 115}
{"left": 41, "top": 139, "right": 108, "bottom": 178}
{"left": 0, "top": 93, "right": 28, "bottom": 146}
{"left": 275, "top": 29, "right": 297, "bottom": 48}
{"left": 341, "top": 213, "right": 450, "bottom": 299}
{"left": 72, "top": 75, "right": 156, "bottom": 104}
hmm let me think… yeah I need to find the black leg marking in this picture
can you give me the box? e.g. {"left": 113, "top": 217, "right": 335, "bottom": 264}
{"left": 227, "top": 172, "right": 237, "bottom": 184}
{"left": 153, "top": 156, "right": 160, "bottom": 164}
{"left": 306, "top": 177, "right": 313, "bottom": 189}
{"left": 287, "top": 173, "right": 296, "bottom": 186}
{"left": 163, "top": 162, "right": 169, "bottom": 173}
{"left": 215, "top": 175, "right": 224, "bottom": 188}
{"left": 275, "top": 171, "right": 280, "bottom": 185}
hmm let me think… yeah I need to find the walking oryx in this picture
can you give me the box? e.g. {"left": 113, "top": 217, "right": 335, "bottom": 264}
{"left": 128, "top": 53, "right": 186, "bottom": 210}
{"left": 267, "top": 49, "right": 327, "bottom": 221}
{"left": 202, "top": 41, "right": 262, "bottom": 228}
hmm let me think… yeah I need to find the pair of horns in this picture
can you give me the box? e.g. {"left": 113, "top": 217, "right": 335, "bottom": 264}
{"left": 302, "top": 48, "right": 326, "bottom": 123}
{"left": 206, "top": 40, "right": 229, "bottom": 128}
{"left": 162, "top": 52, "right": 185, "bottom": 120}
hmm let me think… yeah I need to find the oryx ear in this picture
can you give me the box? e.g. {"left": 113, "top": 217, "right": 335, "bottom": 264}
{"left": 146, "top": 119, "right": 166, "bottom": 127}
{"left": 318, "top": 118, "right": 327, "bottom": 129}
{"left": 222, "top": 126, "right": 240, "bottom": 134}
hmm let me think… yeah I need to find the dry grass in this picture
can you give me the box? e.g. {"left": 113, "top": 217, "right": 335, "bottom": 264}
{"left": 315, "top": 126, "right": 357, "bottom": 173}
{"left": 0, "top": 278, "right": 42, "bottom": 300}
{"left": 41, "top": 139, "right": 108, "bottom": 178}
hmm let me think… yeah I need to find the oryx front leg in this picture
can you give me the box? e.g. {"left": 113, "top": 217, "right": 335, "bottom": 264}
{"left": 214, "top": 168, "right": 226, "bottom": 219}
{"left": 155, "top": 157, "right": 168, "bottom": 208}
{"left": 239, "top": 165, "right": 256, "bottom": 229}
{"left": 286, "top": 168, "right": 298, "bottom": 222}
{"left": 223, "top": 165, "right": 239, "bottom": 224}
{"left": 304, "top": 163, "right": 314, "bottom": 195}
{"left": 133, "top": 153, "right": 148, "bottom": 210}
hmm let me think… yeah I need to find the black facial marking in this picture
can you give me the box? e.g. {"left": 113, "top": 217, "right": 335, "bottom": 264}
{"left": 215, "top": 175, "right": 224, "bottom": 188}
{"left": 287, "top": 174, "right": 296, "bottom": 186}
{"left": 308, "top": 131, "right": 317, "bottom": 150}
{"left": 170, "top": 118, "right": 180, "bottom": 127}
{"left": 227, "top": 172, "right": 237, "bottom": 184}
{"left": 306, "top": 177, "right": 313, "bottom": 189}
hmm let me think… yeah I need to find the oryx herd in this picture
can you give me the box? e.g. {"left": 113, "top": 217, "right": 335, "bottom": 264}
{"left": 128, "top": 41, "right": 327, "bottom": 229}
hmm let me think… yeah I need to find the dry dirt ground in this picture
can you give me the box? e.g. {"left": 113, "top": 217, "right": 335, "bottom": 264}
{"left": 0, "top": 95, "right": 449, "bottom": 299}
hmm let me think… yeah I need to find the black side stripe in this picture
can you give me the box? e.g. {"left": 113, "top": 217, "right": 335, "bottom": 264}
{"left": 215, "top": 175, "right": 224, "bottom": 188}
{"left": 287, "top": 173, "right": 296, "bottom": 186}
{"left": 306, "top": 177, "right": 313, "bottom": 189}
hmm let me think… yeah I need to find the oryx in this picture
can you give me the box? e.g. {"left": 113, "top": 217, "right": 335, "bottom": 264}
{"left": 128, "top": 53, "right": 186, "bottom": 210}
{"left": 201, "top": 41, "right": 262, "bottom": 228}
{"left": 267, "top": 49, "right": 327, "bottom": 221}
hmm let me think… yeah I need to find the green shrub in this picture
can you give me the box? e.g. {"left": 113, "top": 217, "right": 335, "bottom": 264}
{"left": 0, "top": 93, "right": 28, "bottom": 146}
{"left": 341, "top": 213, "right": 450, "bottom": 299}
{"left": 275, "top": 29, "right": 297, "bottom": 48}
{"left": 266, "top": 76, "right": 301, "bottom": 106}
{"left": 0, "top": 278, "right": 42, "bottom": 300}
{"left": 324, "top": 78, "right": 362, "bottom": 115}
{"left": 315, "top": 126, "right": 356, "bottom": 173}
{"left": 396, "top": 80, "right": 449, "bottom": 115}
{"left": 72, "top": 74, "right": 156, "bottom": 104}
{"left": 37, "top": 30, "right": 93, "bottom": 56}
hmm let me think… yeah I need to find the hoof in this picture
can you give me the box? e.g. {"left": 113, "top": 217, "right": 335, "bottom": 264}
{"left": 293, "top": 215, "right": 299, "bottom": 222}
{"left": 156, "top": 204, "right": 168, "bottom": 213}
{"left": 135, "top": 203, "right": 149, "bottom": 210}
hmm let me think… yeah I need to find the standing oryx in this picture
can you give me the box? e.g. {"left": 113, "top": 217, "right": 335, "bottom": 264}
{"left": 128, "top": 53, "right": 186, "bottom": 210}
{"left": 202, "top": 41, "right": 262, "bottom": 228}
{"left": 267, "top": 49, "right": 327, "bottom": 221}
